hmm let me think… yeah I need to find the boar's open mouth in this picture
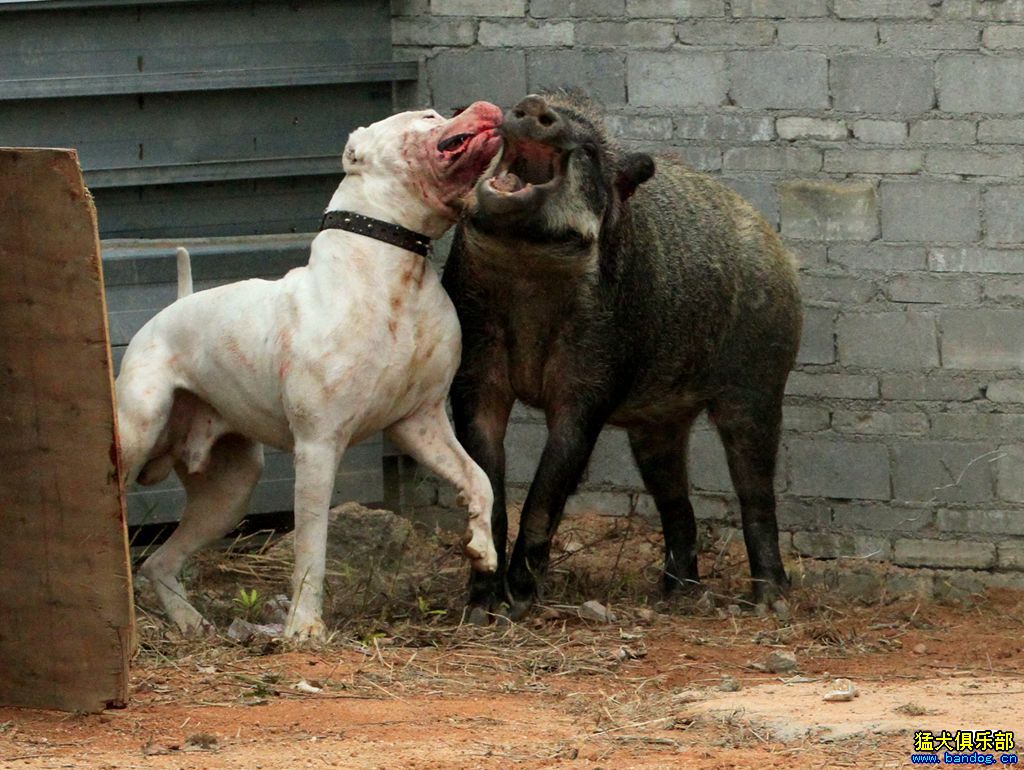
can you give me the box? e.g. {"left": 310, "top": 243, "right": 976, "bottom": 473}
{"left": 485, "top": 139, "right": 563, "bottom": 199}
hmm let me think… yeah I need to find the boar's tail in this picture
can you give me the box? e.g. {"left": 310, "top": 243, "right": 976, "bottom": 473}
{"left": 176, "top": 247, "right": 193, "bottom": 299}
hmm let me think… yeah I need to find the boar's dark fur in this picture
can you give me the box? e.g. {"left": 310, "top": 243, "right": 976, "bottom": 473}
{"left": 443, "top": 91, "right": 803, "bottom": 623}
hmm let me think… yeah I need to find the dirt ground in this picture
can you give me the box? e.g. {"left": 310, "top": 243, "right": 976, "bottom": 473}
{"left": 3, "top": 512, "right": 1023, "bottom": 769}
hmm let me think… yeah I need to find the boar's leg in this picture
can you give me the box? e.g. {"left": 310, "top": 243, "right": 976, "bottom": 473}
{"left": 506, "top": 409, "right": 608, "bottom": 620}
{"left": 627, "top": 417, "right": 703, "bottom": 596}
{"left": 709, "top": 391, "right": 789, "bottom": 605}
{"left": 450, "top": 374, "right": 515, "bottom": 625}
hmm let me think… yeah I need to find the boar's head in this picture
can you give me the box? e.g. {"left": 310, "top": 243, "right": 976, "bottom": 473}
{"left": 469, "top": 91, "right": 655, "bottom": 258}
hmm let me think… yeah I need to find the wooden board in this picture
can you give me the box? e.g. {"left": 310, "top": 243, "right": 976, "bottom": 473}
{"left": 0, "top": 147, "right": 133, "bottom": 713}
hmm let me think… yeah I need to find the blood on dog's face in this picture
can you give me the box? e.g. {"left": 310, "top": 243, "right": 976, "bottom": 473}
{"left": 342, "top": 102, "right": 504, "bottom": 218}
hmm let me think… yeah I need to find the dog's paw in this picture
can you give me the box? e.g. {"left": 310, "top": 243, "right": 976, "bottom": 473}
{"left": 283, "top": 613, "right": 327, "bottom": 643}
{"left": 462, "top": 528, "right": 498, "bottom": 573}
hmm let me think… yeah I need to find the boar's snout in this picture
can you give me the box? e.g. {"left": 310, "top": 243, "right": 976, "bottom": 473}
{"left": 503, "top": 95, "right": 564, "bottom": 142}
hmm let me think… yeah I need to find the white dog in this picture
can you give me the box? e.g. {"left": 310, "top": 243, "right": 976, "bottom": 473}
{"left": 117, "top": 103, "right": 504, "bottom": 639}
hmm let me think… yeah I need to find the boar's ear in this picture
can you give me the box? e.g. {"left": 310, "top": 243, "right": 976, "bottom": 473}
{"left": 615, "top": 153, "right": 655, "bottom": 202}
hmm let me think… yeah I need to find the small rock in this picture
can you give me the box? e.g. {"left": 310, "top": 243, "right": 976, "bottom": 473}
{"left": 539, "top": 607, "right": 564, "bottom": 622}
{"left": 294, "top": 680, "right": 322, "bottom": 694}
{"left": 184, "top": 733, "right": 218, "bottom": 751}
{"left": 912, "top": 643, "right": 928, "bottom": 655}
{"left": 560, "top": 538, "right": 585, "bottom": 554}
{"left": 823, "top": 678, "right": 858, "bottom": 702}
{"left": 226, "top": 618, "right": 283, "bottom": 643}
{"left": 727, "top": 604, "right": 742, "bottom": 617}
{"left": 695, "top": 591, "right": 716, "bottom": 614}
{"left": 636, "top": 607, "right": 656, "bottom": 625}
{"left": 772, "top": 599, "right": 792, "bottom": 623}
{"left": 754, "top": 603, "right": 769, "bottom": 618}
{"left": 579, "top": 600, "right": 617, "bottom": 623}
{"left": 718, "top": 676, "right": 741, "bottom": 692}
{"left": 764, "top": 649, "right": 798, "bottom": 674}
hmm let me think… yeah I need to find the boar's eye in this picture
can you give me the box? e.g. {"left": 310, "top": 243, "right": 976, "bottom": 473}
{"left": 582, "top": 142, "right": 599, "bottom": 158}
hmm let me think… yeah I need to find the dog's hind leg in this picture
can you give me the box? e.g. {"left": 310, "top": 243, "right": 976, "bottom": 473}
{"left": 138, "top": 434, "right": 264, "bottom": 634}
{"left": 386, "top": 403, "right": 497, "bottom": 574}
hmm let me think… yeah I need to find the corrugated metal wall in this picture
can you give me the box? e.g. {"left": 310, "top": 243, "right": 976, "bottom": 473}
{"left": 1, "top": 0, "right": 414, "bottom": 526}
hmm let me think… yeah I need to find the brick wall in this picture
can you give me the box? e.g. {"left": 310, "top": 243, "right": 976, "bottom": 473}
{"left": 392, "top": 0, "right": 1024, "bottom": 586}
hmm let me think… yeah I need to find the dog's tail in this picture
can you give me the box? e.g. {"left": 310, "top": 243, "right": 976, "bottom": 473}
{"left": 176, "top": 247, "right": 193, "bottom": 299}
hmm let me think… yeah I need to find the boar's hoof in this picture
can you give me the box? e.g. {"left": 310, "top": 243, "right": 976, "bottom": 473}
{"left": 507, "top": 596, "right": 534, "bottom": 622}
{"left": 464, "top": 604, "right": 492, "bottom": 627}
{"left": 751, "top": 575, "right": 789, "bottom": 607}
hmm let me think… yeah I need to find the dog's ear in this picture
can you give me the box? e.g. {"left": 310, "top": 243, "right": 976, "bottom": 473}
{"left": 342, "top": 127, "right": 368, "bottom": 173}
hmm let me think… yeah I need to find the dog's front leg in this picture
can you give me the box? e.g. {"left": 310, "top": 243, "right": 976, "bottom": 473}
{"left": 284, "top": 438, "right": 342, "bottom": 641}
{"left": 387, "top": 404, "right": 498, "bottom": 574}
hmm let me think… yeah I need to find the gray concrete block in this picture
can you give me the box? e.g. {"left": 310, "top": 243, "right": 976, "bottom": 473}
{"left": 984, "top": 276, "right": 1024, "bottom": 303}
{"left": 797, "top": 305, "right": 835, "bottom": 365}
{"left": 988, "top": 381, "right": 1024, "bottom": 403}
{"left": 910, "top": 119, "right": 977, "bottom": 144}
{"left": 801, "top": 273, "right": 879, "bottom": 304}
{"left": 926, "top": 149, "right": 1024, "bottom": 177}
{"left": 723, "top": 146, "right": 822, "bottom": 172}
{"left": 503, "top": 421, "right": 547, "bottom": 485}
{"left": 688, "top": 429, "right": 733, "bottom": 493}
{"left": 832, "top": 410, "right": 929, "bottom": 436}
{"left": 978, "top": 118, "right": 1024, "bottom": 144}
{"left": 997, "top": 445, "right": 1024, "bottom": 501}
{"left": 789, "top": 242, "right": 828, "bottom": 268}
{"left": 776, "top": 116, "right": 847, "bottom": 141}
{"left": 831, "top": 55, "right": 935, "bottom": 113}
{"left": 627, "top": 0, "right": 725, "bottom": 16}
{"left": 606, "top": 114, "right": 674, "bottom": 142}
{"left": 793, "top": 530, "right": 892, "bottom": 560}
{"left": 835, "top": 0, "right": 936, "bottom": 18}
{"left": 999, "top": 540, "right": 1024, "bottom": 570}
{"left": 729, "top": 50, "right": 829, "bottom": 109}
{"left": 880, "top": 180, "right": 981, "bottom": 243}
{"left": 893, "top": 538, "right": 996, "bottom": 569}
{"left": 783, "top": 405, "right": 831, "bottom": 432}
{"left": 564, "top": 490, "right": 633, "bottom": 517}
{"left": 392, "top": 17, "right": 476, "bottom": 46}
{"left": 429, "top": 50, "right": 527, "bottom": 112}
{"left": 930, "top": 247, "right": 1024, "bottom": 273}
{"left": 838, "top": 312, "right": 939, "bottom": 370}
{"left": 930, "top": 413, "right": 1024, "bottom": 439}
{"left": 880, "top": 22, "right": 980, "bottom": 48}
{"left": 627, "top": 51, "right": 728, "bottom": 107}
{"left": 785, "top": 371, "right": 879, "bottom": 399}
{"left": 780, "top": 180, "right": 878, "bottom": 241}
{"left": 985, "top": 187, "right": 1024, "bottom": 244}
{"left": 721, "top": 176, "right": 779, "bottom": 225}
{"left": 677, "top": 20, "right": 776, "bottom": 46}
{"left": 674, "top": 147, "right": 722, "bottom": 172}
{"left": 852, "top": 119, "right": 908, "bottom": 144}
{"left": 832, "top": 502, "right": 934, "bottom": 532}
{"left": 776, "top": 498, "right": 831, "bottom": 530}
{"left": 828, "top": 244, "right": 926, "bottom": 271}
{"left": 777, "top": 20, "right": 877, "bottom": 47}
{"left": 528, "top": 50, "right": 626, "bottom": 105}
{"left": 885, "top": 274, "right": 980, "bottom": 305}
{"left": 433, "top": 0, "right": 525, "bottom": 14}
{"left": 983, "top": 24, "right": 1024, "bottom": 48}
{"left": 530, "top": 0, "right": 625, "bottom": 17}
{"left": 824, "top": 148, "right": 924, "bottom": 174}
{"left": 587, "top": 427, "right": 643, "bottom": 488}
{"left": 577, "top": 20, "right": 674, "bottom": 47}
{"left": 892, "top": 441, "right": 996, "bottom": 503}
{"left": 787, "top": 439, "right": 890, "bottom": 500}
{"left": 938, "top": 508, "right": 1024, "bottom": 535}
{"left": 675, "top": 113, "right": 774, "bottom": 143}
{"left": 967, "top": 1, "right": 1024, "bottom": 22}
{"left": 941, "top": 308, "right": 1024, "bottom": 370}
{"left": 478, "top": 19, "right": 573, "bottom": 46}
{"left": 937, "top": 55, "right": 1024, "bottom": 113}
{"left": 392, "top": 0, "right": 429, "bottom": 14}
{"left": 731, "top": 0, "right": 827, "bottom": 17}
{"left": 880, "top": 374, "right": 984, "bottom": 401}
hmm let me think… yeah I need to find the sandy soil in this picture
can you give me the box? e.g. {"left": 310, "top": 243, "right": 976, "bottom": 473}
{"left": 2, "top": 513, "right": 1023, "bottom": 769}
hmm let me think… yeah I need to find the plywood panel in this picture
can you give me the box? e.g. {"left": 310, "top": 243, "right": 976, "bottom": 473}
{"left": 0, "top": 147, "right": 133, "bottom": 713}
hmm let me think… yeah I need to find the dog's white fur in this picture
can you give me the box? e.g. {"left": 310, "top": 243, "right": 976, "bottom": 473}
{"left": 118, "top": 105, "right": 503, "bottom": 639}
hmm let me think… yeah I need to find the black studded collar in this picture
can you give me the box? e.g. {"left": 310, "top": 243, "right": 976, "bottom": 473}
{"left": 319, "top": 210, "right": 431, "bottom": 258}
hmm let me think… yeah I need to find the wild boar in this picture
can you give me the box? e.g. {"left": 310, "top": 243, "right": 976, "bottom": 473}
{"left": 442, "top": 92, "right": 803, "bottom": 622}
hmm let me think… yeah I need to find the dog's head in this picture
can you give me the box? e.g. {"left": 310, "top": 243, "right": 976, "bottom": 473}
{"left": 341, "top": 102, "right": 504, "bottom": 223}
